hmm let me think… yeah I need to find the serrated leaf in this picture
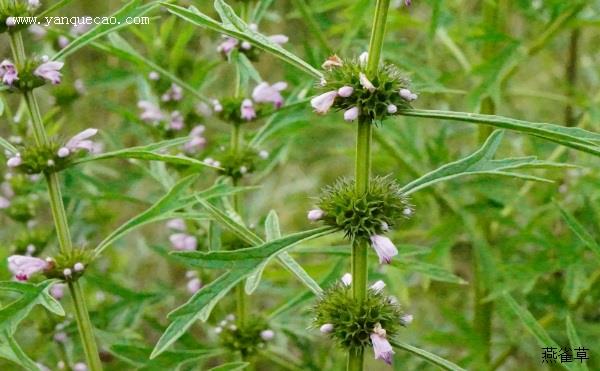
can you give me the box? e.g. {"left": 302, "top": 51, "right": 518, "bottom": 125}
{"left": 401, "top": 130, "right": 575, "bottom": 195}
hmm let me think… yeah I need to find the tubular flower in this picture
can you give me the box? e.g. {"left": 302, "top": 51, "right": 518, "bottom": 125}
{"left": 186, "top": 277, "right": 202, "bottom": 294}
{"left": 344, "top": 107, "right": 359, "bottom": 122}
{"left": 7, "top": 154, "right": 22, "bottom": 168}
{"left": 34, "top": 61, "right": 64, "bottom": 85}
{"left": 240, "top": 99, "right": 256, "bottom": 121}
{"left": 337, "top": 86, "right": 354, "bottom": 98}
{"left": 341, "top": 273, "right": 352, "bottom": 286}
{"left": 57, "top": 128, "right": 98, "bottom": 158}
{"left": 217, "top": 37, "right": 238, "bottom": 55}
{"left": 311, "top": 91, "right": 337, "bottom": 114}
{"left": 137, "top": 100, "right": 164, "bottom": 122}
{"left": 183, "top": 125, "right": 207, "bottom": 154}
{"left": 0, "top": 60, "right": 18, "bottom": 86}
{"left": 370, "top": 323, "right": 394, "bottom": 365}
{"left": 359, "top": 72, "right": 376, "bottom": 92}
{"left": 252, "top": 81, "right": 287, "bottom": 108}
{"left": 370, "top": 235, "right": 398, "bottom": 264}
{"left": 320, "top": 323, "right": 334, "bottom": 333}
{"left": 161, "top": 83, "right": 183, "bottom": 102}
{"left": 169, "top": 111, "right": 184, "bottom": 131}
{"left": 166, "top": 218, "right": 186, "bottom": 231}
{"left": 307, "top": 209, "right": 324, "bottom": 221}
{"left": 8, "top": 255, "right": 49, "bottom": 281}
{"left": 169, "top": 233, "right": 197, "bottom": 251}
{"left": 370, "top": 280, "right": 386, "bottom": 293}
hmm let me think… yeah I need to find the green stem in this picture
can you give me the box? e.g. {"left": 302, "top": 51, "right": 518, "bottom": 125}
{"left": 564, "top": 28, "right": 580, "bottom": 127}
{"left": 348, "top": 1, "right": 392, "bottom": 369}
{"left": 68, "top": 282, "right": 103, "bottom": 371}
{"left": 9, "top": 30, "right": 102, "bottom": 371}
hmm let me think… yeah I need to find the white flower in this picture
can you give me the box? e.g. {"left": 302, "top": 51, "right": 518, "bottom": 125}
{"left": 370, "top": 235, "right": 398, "bottom": 264}
{"left": 259, "top": 150, "right": 269, "bottom": 159}
{"left": 252, "top": 81, "right": 287, "bottom": 108}
{"left": 337, "top": 86, "right": 354, "bottom": 97}
{"left": 260, "top": 329, "right": 275, "bottom": 341}
{"left": 73, "top": 362, "right": 87, "bottom": 371}
{"left": 34, "top": 61, "right": 64, "bottom": 85}
{"left": 186, "top": 277, "right": 202, "bottom": 294}
{"left": 137, "top": 100, "right": 164, "bottom": 122}
{"left": 28, "top": 0, "right": 40, "bottom": 8}
{"left": 6, "top": 154, "right": 21, "bottom": 168}
{"left": 58, "top": 128, "right": 98, "bottom": 157}
{"left": 401, "top": 314, "right": 413, "bottom": 326}
{"left": 403, "top": 207, "right": 413, "bottom": 216}
{"left": 53, "top": 332, "right": 67, "bottom": 343}
{"left": 359, "top": 52, "right": 369, "bottom": 67}
{"left": 8, "top": 255, "right": 49, "bottom": 281}
{"left": 161, "top": 83, "right": 183, "bottom": 102}
{"left": 344, "top": 107, "right": 359, "bottom": 122}
{"left": 381, "top": 221, "right": 389, "bottom": 231}
{"left": 307, "top": 209, "right": 324, "bottom": 221}
{"left": 399, "top": 88, "right": 416, "bottom": 101}
{"left": 321, "top": 55, "right": 343, "bottom": 70}
{"left": 5, "top": 17, "right": 16, "bottom": 27}
{"left": 167, "top": 218, "right": 186, "bottom": 231}
{"left": 169, "top": 111, "right": 184, "bottom": 131}
{"left": 320, "top": 323, "right": 334, "bottom": 333}
{"left": 0, "top": 60, "right": 19, "bottom": 86}
{"left": 73, "top": 262, "right": 85, "bottom": 272}
{"left": 341, "top": 273, "right": 352, "bottom": 286}
{"left": 370, "top": 280, "right": 386, "bottom": 293}
{"left": 387, "top": 104, "right": 398, "bottom": 114}
{"left": 58, "top": 36, "right": 70, "bottom": 49}
{"left": 148, "top": 71, "right": 160, "bottom": 80}
{"left": 212, "top": 99, "right": 223, "bottom": 113}
{"left": 240, "top": 99, "right": 256, "bottom": 121}
{"left": 370, "top": 323, "right": 394, "bottom": 365}
{"left": 240, "top": 41, "right": 252, "bottom": 50}
{"left": 359, "top": 72, "right": 376, "bottom": 92}
{"left": 311, "top": 91, "right": 337, "bottom": 114}
{"left": 268, "top": 34, "right": 289, "bottom": 44}
{"left": 169, "top": 233, "right": 197, "bottom": 251}
{"left": 214, "top": 326, "right": 223, "bottom": 334}
{"left": 63, "top": 268, "right": 72, "bottom": 278}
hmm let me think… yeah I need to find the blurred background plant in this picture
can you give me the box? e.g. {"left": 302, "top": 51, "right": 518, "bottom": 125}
{"left": 1, "top": 0, "right": 600, "bottom": 370}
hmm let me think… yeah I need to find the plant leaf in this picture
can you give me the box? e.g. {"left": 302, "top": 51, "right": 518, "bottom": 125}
{"left": 52, "top": 0, "right": 160, "bottom": 60}
{"left": 565, "top": 316, "right": 589, "bottom": 371}
{"left": 0, "top": 332, "right": 40, "bottom": 371}
{"left": 0, "top": 136, "right": 18, "bottom": 155}
{"left": 398, "top": 110, "right": 600, "bottom": 157}
{"left": 390, "top": 339, "right": 466, "bottom": 371}
{"left": 161, "top": 2, "right": 322, "bottom": 78}
{"left": 557, "top": 203, "right": 600, "bottom": 259}
{"left": 209, "top": 362, "right": 249, "bottom": 371}
{"left": 401, "top": 130, "right": 574, "bottom": 195}
{"left": 110, "top": 344, "right": 222, "bottom": 370}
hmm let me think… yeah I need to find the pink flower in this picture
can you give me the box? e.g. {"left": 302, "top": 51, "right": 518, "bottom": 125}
{"left": 169, "top": 233, "right": 197, "bottom": 251}
{"left": 50, "top": 283, "right": 65, "bottom": 300}
{"left": 359, "top": 72, "right": 376, "bottom": 92}
{"left": 370, "top": 235, "right": 398, "bottom": 264}
{"left": 344, "top": 107, "right": 359, "bottom": 122}
{"left": 268, "top": 34, "right": 289, "bottom": 44}
{"left": 58, "top": 128, "right": 98, "bottom": 157}
{"left": 307, "top": 209, "right": 324, "bottom": 221}
{"left": 0, "top": 60, "right": 19, "bottom": 86}
{"left": 161, "top": 83, "right": 183, "bottom": 102}
{"left": 5, "top": 17, "right": 16, "bottom": 27}
{"left": 73, "top": 363, "right": 87, "bottom": 371}
{"left": 34, "top": 61, "right": 64, "bottom": 85}
{"left": 7, "top": 255, "right": 49, "bottom": 281}
{"left": 240, "top": 99, "right": 256, "bottom": 121}
{"left": 399, "top": 88, "right": 417, "bottom": 101}
{"left": 320, "top": 323, "right": 334, "bottom": 333}
{"left": 7, "top": 154, "right": 22, "bottom": 168}
{"left": 217, "top": 37, "right": 238, "bottom": 55}
{"left": 370, "top": 323, "right": 394, "bottom": 365}
{"left": 169, "top": 111, "right": 184, "bottom": 131}
{"left": 252, "top": 82, "right": 287, "bottom": 108}
{"left": 311, "top": 91, "right": 337, "bottom": 114}
{"left": 184, "top": 136, "right": 206, "bottom": 154}
{"left": 260, "top": 329, "right": 275, "bottom": 341}
{"left": 0, "top": 196, "right": 9, "bottom": 209}
{"left": 137, "top": 100, "right": 164, "bottom": 122}
{"left": 387, "top": 104, "right": 398, "bottom": 114}
{"left": 167, "top": 218, "right": 186, "bottom": 231}
{"left": 186, "top": 277, "right": 202, "bottom": 294}
{"left": 337, "top": 86, "right": 354, "bottom": 98}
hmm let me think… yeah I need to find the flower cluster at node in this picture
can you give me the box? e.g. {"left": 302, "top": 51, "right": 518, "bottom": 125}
{"left": 313, "top": 274, "right": 409, "bottom": 365}
{"left": 308, "top": 176, "right": 413, "bottom": 264}
{"left": 311, "top": 53, "right": 417, "bottom": 123}
{"left": 1, "top": 0, "right": 40, "bottom": 33}
{"left": 43, "top": 248, "right": 94, "bottom": 282}
{"left": 211, "top": 81, "right": 287, "bottom": 124}
{"left": 217, "top": 23, "right": 288, "bottom": 61}
{"left": 215, "top": 315, "right": 275, "bottom": 357}
{"left": 205, "top": 146, "right": 268, "bottom": 181}
{"left": 5, "top": 129, "right": 99, "bottom": 175}
{"left": 0, "top": 56, "right": 64, "bottom": 90}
